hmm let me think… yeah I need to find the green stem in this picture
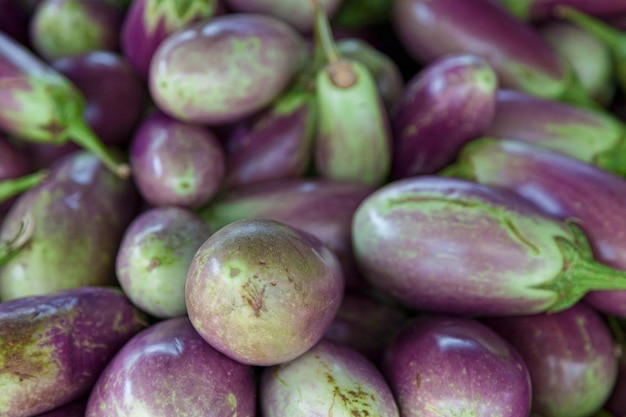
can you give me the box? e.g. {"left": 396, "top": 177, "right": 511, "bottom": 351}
{"left": 310, "top": 0, "right": 341, "bottom": 64}
{"left": 556, "top": 6, "right": 623, "bottom": 52}
{"left": 0, "top": 171, "right": 48, "bottom": 204}
{"left": 66, "top": 120, "right": 131, "bottom": 179}
{"left": 558, "top": 78, "right": 601, "bottom": 110}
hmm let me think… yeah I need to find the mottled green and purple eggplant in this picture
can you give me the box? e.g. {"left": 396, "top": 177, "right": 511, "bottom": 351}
{"left": 0, "top": 151, "right": 138, "bottom": 300}
{"left": 224, "top": 0, "right": 343, "bottom": 32}
{"left": 186, "top": 218, "right": 345, "bottom": 366}
{"left": 0, "top": 286, "right": 145, "bottom": 417}
{"left": 197, "top": 178, "right": 375, "bottom": 289}
{"left": 29, "top": 0, "right": 125, "bottom": 61}
{"left": 121, "top": 0, "right": 219, "bottom": 78}
{"left": 149, "top": 13, "right": 307, "bottom": 125}
{"left": 224, "top": 87, "right": 316, "bottom": 187}
{"left": 86, "top": 317, "right": 257, "bottom": 417}
{"left": 352, "top": 176, "right": 626, "bottom": 316}
{"left": 52, "top": 51, "right": 148, "bottom": 146}
{"left": 0, "top": 32, "right": 129, "bottom": 177}
{"left": 495, "top": 0, "right": 626, "bottom": 20}
{"left": 382, "top": 315, "right": 532, "bottom": 417}
{"left": 130, "top": 111, "right": 226, "bottom": 208}
{"left": 483, "top": 89, "right": 626, "bottom": 175}
{"left": 442, "top": 138, "right": 626, "bottom": 318}
{"left": 392, "top": 0, "right": 593, "bottom": 106}
{"left": 484, "top": 302, "right": 619, "bottom": 417}
{"left": 260, "top": 339, "right": 400, "bottom": 416}
{"left": 391, "top": 53, "right": 497, "bottom": 178}
{"left": 116, "top": 206, "right": 212, "bottom": 318}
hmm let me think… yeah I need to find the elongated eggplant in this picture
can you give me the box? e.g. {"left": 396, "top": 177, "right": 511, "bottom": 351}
{"left": 391, "top": 0, "right": 593, "bottom": 106}
{"left": 149, "top": 13, "right": 306, "bottom": 125}
{"left": 352, "top": 175, "right": 626, "bottom": 315}
{"left": 391, "top": 53, "right": 497, "bottom": 178}
{"left": 121, "top": 0, "right": 219, "bottom": 78}
{"left": 484, "top": 303, "right": 619, "bottom": 417}
{"left": 0, "top": 151, "right": 138, "bottom": 300}
{"left": 0, "top": 286, "right": 145, "bottom": 417}
{"left": 442, "top": 138, "right": 626, "bottom": 317}
{"left": 382, "top": 315, "right": 532, "bottom": 417}
{"left": 483, "top": 90, "right": 626, "bottom": 175}
{"left": 0, "top": 32, "right": 129, "bottom": 177}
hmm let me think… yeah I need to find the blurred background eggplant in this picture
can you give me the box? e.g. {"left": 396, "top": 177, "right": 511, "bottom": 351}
{"left": 494, "top": 0, "right": 626, "bottom": 21}
{"left": 121, "top": 0, "right": 220, "bottom": 78}
{"left": 392, "top": 0, "right": 594, "bottom": 107}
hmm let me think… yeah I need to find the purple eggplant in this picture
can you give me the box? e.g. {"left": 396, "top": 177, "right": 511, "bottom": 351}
{"left": 0, "top": 286, "right": 145, "bottom": 417}
{"left": 0, "top": 150, "right": 138, "bottom": 300}
{"left": 323, "top": 291, "right": 411, "bottom": 364}
{"left": 224, "top": 0, "right": 343, "bottom": 32}
{"left": 382, "top": 315, "right": 532, "bottom": 417}
{"left": 606, "top": 352, "right": 626, "bottom": 417}
{"left": 197, "top": 178, "right": 375, "bottom": 289}
{"left": 29, "top": 0, "right": 124, "bottom": 61}
{"left": 130, "top": 111, "right": 226, "bottom": 208}
{"left": 52, "top": 51, "right": 148, "bottom": 146}
{"left": 484, "top": 303, "right": 619, "bottom": 417}
{"left": 86, "top": 317, "right": 256, "bottom": 417}
{"left": 391, "top": 0, "right": 593, "bottom": 106}
{"left": 442, "top": 138, "right": 626, "bottom": 318}
{"left": 539, "top": 20, "right": 614, "bottom": 105}
{"left": 391, "top": 53, "right": 497, "bottom": 178}
{"left": 0, "top": 32, "right": 129, "bottom": 177}
{"left": 186, "top": 218, "right": 345, "bottom": 366}
{"left": 260, "top": 339, "right": 400, "bottom": 416}
{"left": 121, "top": 0, "right": 219, "bottom": 78}
{"left": 495, "top": 0, "right": 626, "bottom": 20}
{"left": 116, "top": 206, "right": 212, "bottom": 318}
{"left": 483, "top": 89, "right": 626, "bottom": 175}
{"left": 352, "top": 175, "right": 626, "bottom": 316}
{"left": 149, "top": 13, "right": 306, "bottom": 125}
{"left": 224, "top": 87, "right": 316, "bottom": 187}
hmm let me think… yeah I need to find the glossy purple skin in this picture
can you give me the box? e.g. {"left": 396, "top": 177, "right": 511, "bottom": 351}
{"left": 0, "top": 286, "right": 145, "bottom": 417}
{"left": 260, "top": 339, "right": 400, "bottom": 417}
{"left": 447, "top": 139, "right": 626, "bottom": 317}
{"left": 391, "top": 54, "right": 497, "bottom": 178}
{"left": 606, "top": 353, "right": 626, "bottom": 417}
{"left": 498, "top": 0, "right": 626, "bottom": 20}
{"left": 198, "top": 178, "right": 376, "bottom": 290}
{"left": 0, "top": 151, "right": 138, "bottom": 300}
{"left": 86, "top": 317, "right": 256, "bottom": 417}
{"left": 33, "top": 397, "right": 87, "bottom": 417}
{"left": 484, "top": 303, "right": 618, "bottom": 417}
{"left": 224, "top": 90, "right": 315, "bottom": 187}
{"left": 323, "top": 291, "right": 411, "bottom": 365}
{"left": 382, "top": 315, "right": 532, "bottom": 417}
{"left": 391, "top": 0, "right": 573, "bottom": 100}
{"left": 186, "top": 218, "right": 345, "bottom": 366}
{"left": 52, "top": 51, "right": 147, "bottom": 146}
{"left": 130, "top": 111, "right": 226, "bottom": 208}
{"left": 121, "top": 0, "right": 219, "bottom": 78}
{"left": 29, "top": 0, "right": 124, "bottom": 61}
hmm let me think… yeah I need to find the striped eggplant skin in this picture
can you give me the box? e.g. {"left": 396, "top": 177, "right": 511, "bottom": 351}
{"left": 0, "top": 286, "right": 145, "bottom": 417}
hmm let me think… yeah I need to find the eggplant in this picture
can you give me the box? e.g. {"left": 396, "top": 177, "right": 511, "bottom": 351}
{"left": 442, "top": 138, "right": 626, "bottom": 317}
{"left": 391, "top": 53, "right": 497, "bottom": 178}
{"left": 51, "top": 51, "right": 148, "bottom": 147}
{"left": 606, "top": 352, "right": 626, "bottom": 417}
{"left": 121, "top": 0, "right": 219, "bottom": 78}
{"left": 352, "top": 175, "right": 626, "bottom": 316}
{"left": 129, "top": 111, "right": 226, "bottom": 208}
{"left": 149, "top": 13, "right": 306, "bottom": 125}
{"left": 483, "top": 90, "right": 626, "bottom": 175}
{"left": 0, "top": 286, "right": 145, "bottom": 417}
{"left": 29, "top": 0, "right": 124, "bottom": 61}
{"left": 0, "top": 32, "right": 129, "bottom": 178}
{"left": 86, "top": 317, "right": 257, "bottom": 417}
{"left": 186, "top": 218, "right": 345, "bottom": 366}
{"left": 116, "top": 206, "right": 212, "bottom": 318}
{"left": 391, "top": 0, "right": 593, "bottom": 106}
{"left": 382, "top": 315, "right": 532, "bottom": 417}
{"left": 484, "top": 302, "right": 619, "bottom": 417}
{"left": 260, "top": 339, "right": 400, "bottom": 416}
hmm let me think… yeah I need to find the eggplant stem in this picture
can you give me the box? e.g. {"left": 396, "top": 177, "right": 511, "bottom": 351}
{"left": 310, "top": 0, "right": 341, "bottom": 63}
{"left": 0, "top": 170, "right": 49, "bottom": 204}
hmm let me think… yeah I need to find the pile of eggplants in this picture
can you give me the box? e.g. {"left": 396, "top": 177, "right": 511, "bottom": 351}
{"left": 6, "top": 0, "right": 626, "bottom": 416}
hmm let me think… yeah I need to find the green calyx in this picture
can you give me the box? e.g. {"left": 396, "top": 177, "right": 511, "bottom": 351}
{"left": 146, "top": 0, "right": 217, "bottom": 33}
